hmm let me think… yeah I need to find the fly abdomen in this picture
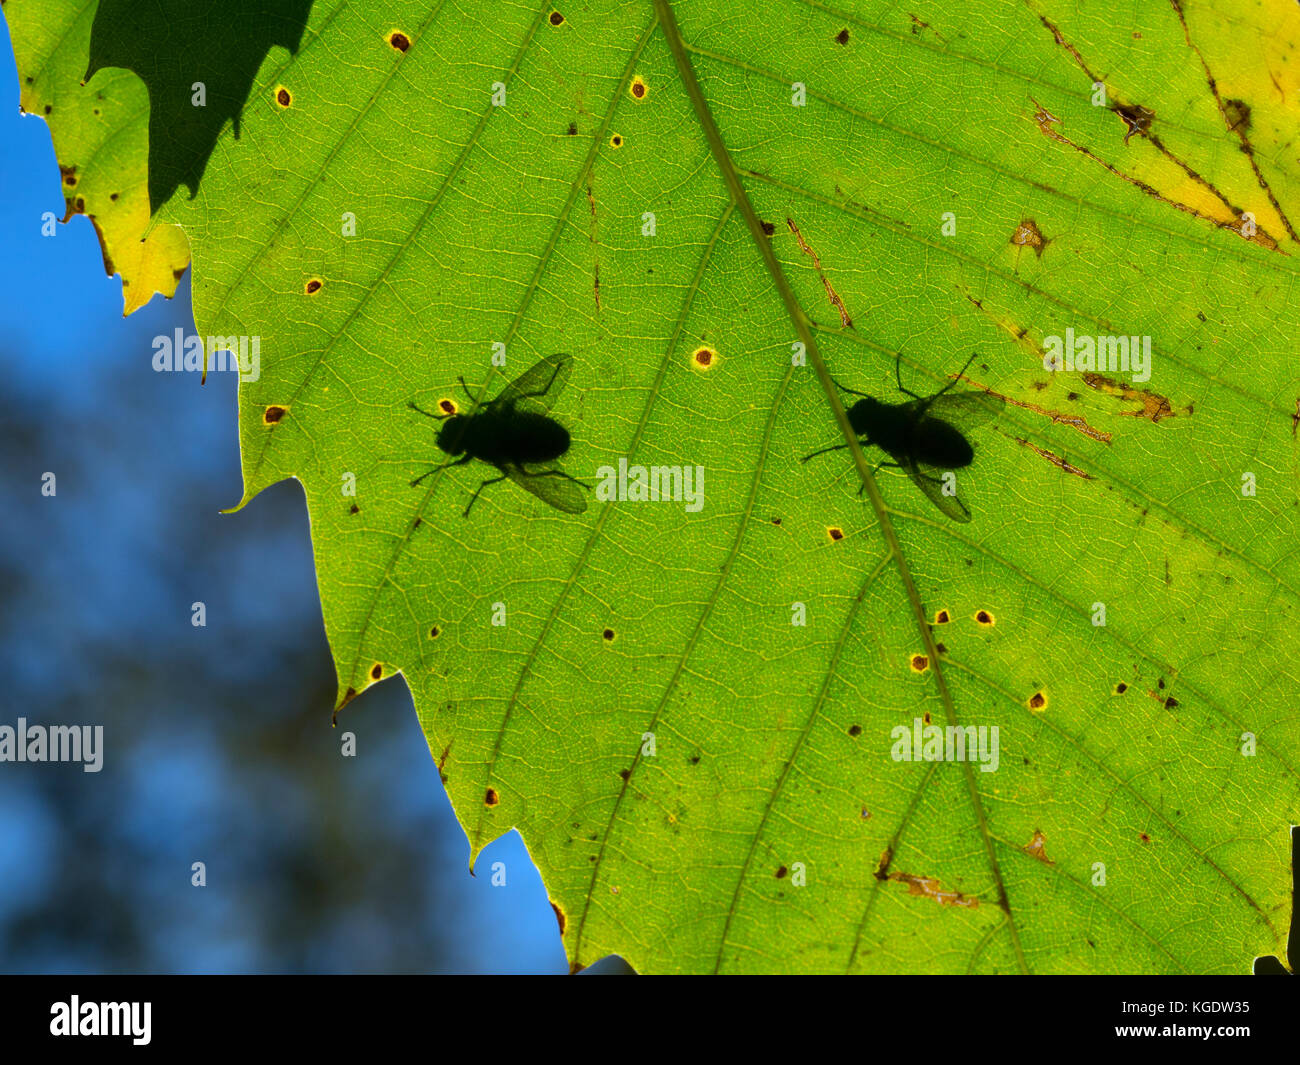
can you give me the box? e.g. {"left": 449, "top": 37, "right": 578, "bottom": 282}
{"left": 909, "top": 417, "right": 974, "bottom": 470}
{"left": 467, "top": 409, "right": 571, "bottom": 467}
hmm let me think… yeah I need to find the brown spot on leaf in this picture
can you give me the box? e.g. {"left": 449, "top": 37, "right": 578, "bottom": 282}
{"left": 886, "top": 871, "right": 978, "bottom": 908}
{"left": 1024, "top": 829, "right": 1054, "bottom": 863}
{"left": 786, "top": 217, "right": 853, "bottom": 328}
{"left": 966, "top": 375, "right": 1112, "bottom": 443}
{"left": 1082, "top": 372, "right": 1174, "bottom": 423}
{"left": 1015, "top": 438, "right": 1092, "bottom": 479}
{"left": 1114, "top": 102, "right": 1155, "bottom": 144}
{"left": 1010, "top": 218, "right": 1048, "bottom": 257}
{"left": 1031, "top": 95, "right": 1283, "bottom": 251}
{"left": 331, "top": 686, "right": 359, "bottom": 725}
{"left": 1223, "top": 98, "right": 1250, "bottom": 133}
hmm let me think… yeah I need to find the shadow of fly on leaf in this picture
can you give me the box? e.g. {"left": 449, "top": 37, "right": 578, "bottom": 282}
{"left": 802, "top": 352, "right": 1004, "bottom": 523}
{"left": 408, "top": 352, "right": 591, "bottom": 517}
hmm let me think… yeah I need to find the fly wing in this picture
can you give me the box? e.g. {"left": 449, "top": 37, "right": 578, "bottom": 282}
{"left": 504, "top": 461, "right": 589, "bottom": 514}
{"left": 899, "top": 453, "right": 972, "bottom": 523}
{"left": 919, "top": 389, "right": 1005, "bottom": 435}
{"left": 496, "top": 352, "right": 572, "bottom": 415}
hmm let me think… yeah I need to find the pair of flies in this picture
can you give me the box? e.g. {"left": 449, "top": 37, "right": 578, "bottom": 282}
{"left": 408, "top": 350, "right": 1001, "bottom": 522}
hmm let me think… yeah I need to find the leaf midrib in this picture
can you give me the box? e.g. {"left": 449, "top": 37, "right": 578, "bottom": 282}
{"left": 652, "top": 0, "right": 1028, "bottom": 972}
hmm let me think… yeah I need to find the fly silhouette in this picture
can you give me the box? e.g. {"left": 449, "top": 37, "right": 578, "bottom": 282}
{"left": 802, "top": 352, "right": 1003, "bottom": 522}
{"left": 408, "top": 352, "right": 590, "bottom": 517}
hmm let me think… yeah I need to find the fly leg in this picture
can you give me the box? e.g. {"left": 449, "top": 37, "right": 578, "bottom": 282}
{"left": 410, "top": 452, "right": 472, "bottom": 487}
{"left": 859, "top": 460, "right": 901, "bottom": 496}
{"left": 462, "top": 473, "right": 509, "bottom": 517}
{"left": 901, "top": 350, "right": 981, "bottom": 408}
{"left": 928, "top": 351, "right": 980, "bottom": 400}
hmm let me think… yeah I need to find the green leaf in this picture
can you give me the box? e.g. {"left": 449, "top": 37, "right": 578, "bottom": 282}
{"left": 11, "top": 0, "right": 1299, "bottom": 973}
{"left": 7, "top": 0, "right": 190, "bottom": 313}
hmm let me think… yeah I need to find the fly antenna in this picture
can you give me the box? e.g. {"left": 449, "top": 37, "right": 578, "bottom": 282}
{"left": 894, "top": 352, "right": 925, "bottom": 402}
{"left": 929, "top": 351, "right": 981, "bottom": 401}
{"left": 825, "top": 368, "right": 870, "bottom": 397}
